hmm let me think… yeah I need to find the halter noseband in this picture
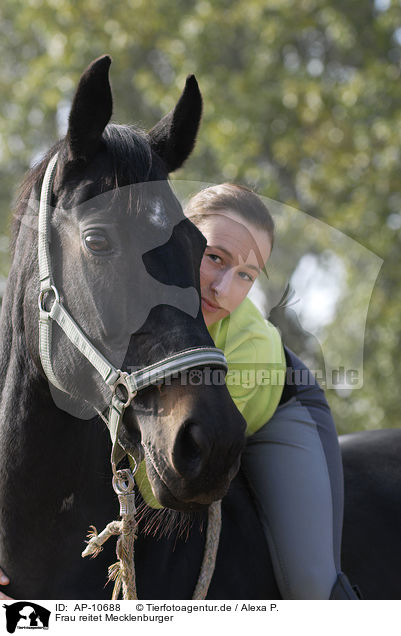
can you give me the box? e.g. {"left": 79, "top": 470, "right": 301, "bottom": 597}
{"left": 37, "top": 153, "right": 228, "bottom": 475}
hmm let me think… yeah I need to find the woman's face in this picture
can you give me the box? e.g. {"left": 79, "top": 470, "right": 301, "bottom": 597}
{"left": 198, "top": 210, "right": 272, "bottom": 326}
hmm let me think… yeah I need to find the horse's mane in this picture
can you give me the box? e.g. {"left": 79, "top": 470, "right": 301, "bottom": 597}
{"left": 10, "top": 123, "right": 165, "bottom": 259}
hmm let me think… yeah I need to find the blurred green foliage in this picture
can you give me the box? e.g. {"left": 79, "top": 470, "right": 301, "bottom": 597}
{"left": 0, "top": 0, "right": 400, "bottom": 432}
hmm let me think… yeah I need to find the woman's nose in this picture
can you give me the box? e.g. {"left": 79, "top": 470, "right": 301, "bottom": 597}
{"left": 211, "top": 269, "right": 233, "bottom": 298}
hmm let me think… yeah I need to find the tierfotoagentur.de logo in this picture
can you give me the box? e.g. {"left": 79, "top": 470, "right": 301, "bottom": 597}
{"left": 2, "top": 603, "right": 50, "bottom": 633}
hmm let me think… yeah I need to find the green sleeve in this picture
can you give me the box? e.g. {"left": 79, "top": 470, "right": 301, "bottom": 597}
{"left": 224, "top": 335, "right": 286, "bottom": 436}
{"left": 208, "top": 298, "right": 286, "bottom": 436}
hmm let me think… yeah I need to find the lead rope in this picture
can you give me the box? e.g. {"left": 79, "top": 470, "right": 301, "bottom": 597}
{"left": 82, "top": 467, "right": 139, "bottom": 599}
{"left": 192, "top": 499, "right": 222, "bottom": 599}
{"left": 82, "top": 464, "right": 222, "bottom": 600}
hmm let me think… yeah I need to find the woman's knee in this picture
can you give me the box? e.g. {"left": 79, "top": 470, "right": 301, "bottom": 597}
{"left": 288, "top": 565, "right": 336, "bottom": 600}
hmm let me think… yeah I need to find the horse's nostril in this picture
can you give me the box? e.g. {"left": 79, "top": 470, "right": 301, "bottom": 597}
{"left": 172, "top": 420, "right": 209, "bottom": 479}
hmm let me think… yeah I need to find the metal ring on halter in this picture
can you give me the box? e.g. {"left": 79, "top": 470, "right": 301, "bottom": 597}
{"left": 38, "top": 285, "right": 60, "bottom": 314}
{"left": 112, "top": 371, "right": 137, "bottom": 407}
{"left": 112, "top": 468, "right": 136, "bottom": 494}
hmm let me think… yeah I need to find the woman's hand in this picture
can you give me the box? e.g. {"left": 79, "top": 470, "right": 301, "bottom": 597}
{"left": 0, "top": 569, "right": 12, "bottom": 600}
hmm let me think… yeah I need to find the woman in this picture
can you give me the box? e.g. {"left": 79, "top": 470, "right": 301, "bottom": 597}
{"left": 0, "top": 184, "right": 359, "bottom": 600}
{"left": 184, "top": 183, "right": 359, "bottom": 600}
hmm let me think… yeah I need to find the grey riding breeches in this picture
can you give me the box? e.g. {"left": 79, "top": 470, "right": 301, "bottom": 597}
{"left": 241, "top": 350, "right": 344, "bottom": 599}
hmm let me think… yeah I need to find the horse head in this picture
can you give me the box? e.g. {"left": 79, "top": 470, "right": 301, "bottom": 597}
{"left": 15, "top": 56, "right": 246, "bottom": 512}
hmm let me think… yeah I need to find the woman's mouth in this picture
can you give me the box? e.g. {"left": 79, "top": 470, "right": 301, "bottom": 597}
{"left": 201, "top": 297, "right": 220, "bottom": 313}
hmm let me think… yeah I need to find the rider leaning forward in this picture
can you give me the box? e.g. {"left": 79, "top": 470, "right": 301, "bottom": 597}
{"left": 182, "top": 183, "right": 360, "bottom": 600}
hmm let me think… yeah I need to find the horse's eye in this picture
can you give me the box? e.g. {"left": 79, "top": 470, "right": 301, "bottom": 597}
{"left": 84, "top": 232, "right": 110, "bottom": 254}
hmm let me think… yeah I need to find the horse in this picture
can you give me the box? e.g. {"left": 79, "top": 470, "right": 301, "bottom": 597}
{"left": 1, "top": 56, "right": 399, "bottom": 602}
{"left": 0, "top": 55, "right": 247, "bottom": 599}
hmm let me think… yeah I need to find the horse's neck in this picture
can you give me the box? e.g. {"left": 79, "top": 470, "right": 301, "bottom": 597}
{"left": 0, "top": 265, "right": 46, "bottom": 418}
{"left": 0, "top": 275, "right": 109, "bottom": 503}
{"left": 0, "top": 279, "right": 116, "bottom": 595}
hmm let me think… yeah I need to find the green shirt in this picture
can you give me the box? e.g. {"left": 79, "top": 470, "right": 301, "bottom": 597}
{"left": 207, "top": 298, "right": 286, "bottom": 436}
{"left": 132, "top": 298, "right": 286, "bottom": 508}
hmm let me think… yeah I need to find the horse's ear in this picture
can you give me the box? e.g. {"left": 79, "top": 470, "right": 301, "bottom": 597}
{"left": 148, "top": 75, "right": 202, "bottom": 173}
{"left": 66, "top": 55, "right": 113, "bottom": 161}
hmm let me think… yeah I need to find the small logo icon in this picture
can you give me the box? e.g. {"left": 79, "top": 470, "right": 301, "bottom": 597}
{"left": 3, "top": 602, "right": 50, "bottom": 633}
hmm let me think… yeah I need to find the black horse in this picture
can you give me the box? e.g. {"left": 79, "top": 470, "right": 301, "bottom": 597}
{"left": 0, "top": 56, "right": 246, "bottom": 599}
{"left": 1, "top": 57, "right": 399, "bottom": 601}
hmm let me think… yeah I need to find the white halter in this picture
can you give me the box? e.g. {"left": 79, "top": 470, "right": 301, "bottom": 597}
{"left": 37, "top": 153, "right": 228, "bottom": 474}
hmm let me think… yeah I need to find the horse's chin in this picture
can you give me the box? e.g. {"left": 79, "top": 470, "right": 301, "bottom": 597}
{"left": 144, "top": 458, "right": 226, "bottom": 512}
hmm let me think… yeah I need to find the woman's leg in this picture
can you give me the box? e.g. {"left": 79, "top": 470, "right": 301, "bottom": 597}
{"left": 241, "top": 346, "right": 350, "bottom": 599}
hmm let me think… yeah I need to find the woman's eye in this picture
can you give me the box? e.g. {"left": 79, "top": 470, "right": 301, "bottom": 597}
{"left": 84, "top": 233, "right": 110, "bottom": 253}
{"left": 208, "top": 253, "right": 222, "bottom": 264}
{"left": 238, "top": 271, "right": 254, "bottom": 282}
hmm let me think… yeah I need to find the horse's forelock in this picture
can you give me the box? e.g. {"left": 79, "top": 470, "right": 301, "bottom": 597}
{"left": 102, "top": 123, "right": 157, "bottom": 187}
